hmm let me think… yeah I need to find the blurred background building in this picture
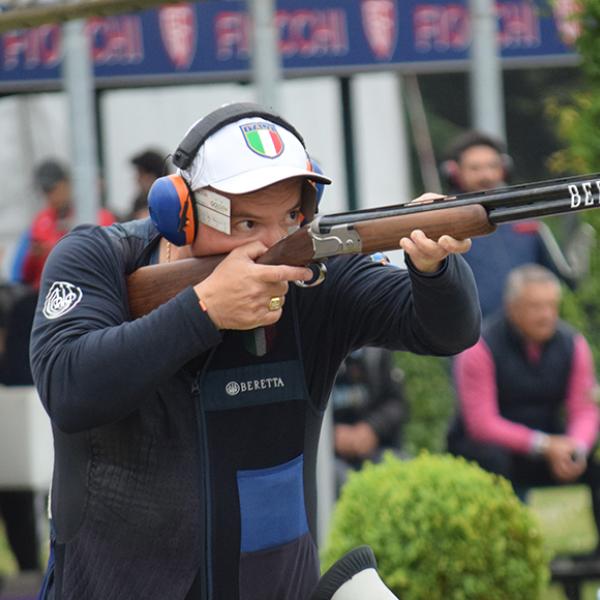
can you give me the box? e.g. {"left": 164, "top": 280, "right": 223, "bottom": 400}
{"left": 0, "top": 0, "right": 584, "bottom": 275}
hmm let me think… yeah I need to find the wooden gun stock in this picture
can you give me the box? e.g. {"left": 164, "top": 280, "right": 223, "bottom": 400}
{"left": 126, "top": 204, "right": 492, "bottom": 318}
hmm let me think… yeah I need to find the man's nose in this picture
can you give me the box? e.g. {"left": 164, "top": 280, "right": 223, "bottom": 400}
{"left": 261, "top": 226, "right": 287, "bottom": 248}
{"left": 543, "top": 309, "right": 558, "bottom": 322}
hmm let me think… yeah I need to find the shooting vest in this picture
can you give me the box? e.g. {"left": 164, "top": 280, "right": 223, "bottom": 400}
{"left": 482, "top": 314, "right": 574, "bottom": 433}
{"left": 189, "top": 294, "right": 321, "bottom": 600}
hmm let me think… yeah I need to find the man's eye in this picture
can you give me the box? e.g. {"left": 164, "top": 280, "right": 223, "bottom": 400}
{"left": 239, "top": 220, "right": 255, "bottom": 231}
{"left": 288, "top": 210, "right": 300, "bottom": 221}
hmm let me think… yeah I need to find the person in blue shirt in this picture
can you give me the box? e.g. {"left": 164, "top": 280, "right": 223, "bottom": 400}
{"left": 441, "top": 130, "right": 593, "bottom": 318}
{"left": 9, "top": 229, "right": 31, "bottom": 283}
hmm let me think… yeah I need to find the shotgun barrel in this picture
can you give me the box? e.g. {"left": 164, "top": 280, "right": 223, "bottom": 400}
{"left": 316, "top": 172, "right": 600, "bottom": 229}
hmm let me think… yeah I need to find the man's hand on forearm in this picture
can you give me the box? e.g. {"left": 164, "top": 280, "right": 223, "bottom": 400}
{"left": 400, "top": 229, "right": 471, "bottom": 273}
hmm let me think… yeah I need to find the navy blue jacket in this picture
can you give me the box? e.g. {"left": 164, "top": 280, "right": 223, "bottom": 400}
{"left": 30, "top": 218, "right": 480, "bottom": 600}
{"left": 463, "top": 222, "right": 563, "bottom": 317}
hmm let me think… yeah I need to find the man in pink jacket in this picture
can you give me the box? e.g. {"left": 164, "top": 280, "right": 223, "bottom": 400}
{"left": 447, "top": 263, "right": 600, "bottom": 550}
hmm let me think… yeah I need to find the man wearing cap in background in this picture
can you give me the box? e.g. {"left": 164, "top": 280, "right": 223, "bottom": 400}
{"left": 0, "top": 163, "right": 59, "bottom": 579}
{"left": 0, "top": 160, "right": 115, "bottom": 578}
{"left": 29, "top": 103, "right": 480, "bottom": 600}
{"left": 17, "top": 158, "right": 115, "bottom": 289}
{"left": 440, "top": 130, "right": 593, "bottom": 318}
{"left": 126, "top": 148, "right": 168, "bottom": 220}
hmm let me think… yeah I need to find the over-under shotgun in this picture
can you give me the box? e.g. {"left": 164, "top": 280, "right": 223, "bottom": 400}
{"left": 127, "top": 172, "right": 600, "bottom": 318}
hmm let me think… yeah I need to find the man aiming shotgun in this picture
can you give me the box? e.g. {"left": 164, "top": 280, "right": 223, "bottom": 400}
{"left": 30, "top": 101, "right": 480, "bottom": 600}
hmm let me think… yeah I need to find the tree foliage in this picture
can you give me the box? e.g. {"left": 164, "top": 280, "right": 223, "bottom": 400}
{"left": 545, "top": 0, "right": 600, "bottom": 368}
{"left": 546, "top": 0, "right": 600, "bottom": 174}
{"left": 546, "top": 0, "right": 600, "bottom": 173}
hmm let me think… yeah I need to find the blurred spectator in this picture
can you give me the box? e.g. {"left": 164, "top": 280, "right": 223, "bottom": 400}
{"left": 0, "top": 159, "right": 110, "bottom": 572}
{"left": 0, "top": 490, "right": 43, "bottom": 572}
{"left": 441, "top": 130, "right": 593, "bottom": 317}
{"left": 127, "top": 149, "right": 167, "bottom": 220}
{"left": 9, "top": 229, "right": 31, "bottom": 284}
{"left": 15, "top": 159, "right": 115, "bottom": 289}
{"left": 332, "top": 345, "right": 408, "bottom": 495}
{"left": 447, "top": 264, "right": 600, "bottom": 553}
{"left": 3, "top": 162, "right": 116, "bottom": 571}
{"left": 0, "top": 282, "right": 36, "bottom": 385}
{"left": 0, "top": 282, "right": 44, "bottom": 572}
{"left": 127, "top": 192, "right": 151, "bottom": 221}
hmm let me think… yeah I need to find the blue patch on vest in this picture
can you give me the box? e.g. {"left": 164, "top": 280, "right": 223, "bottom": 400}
{"left": 237, "top": 454, "right": 308, "bottom": 552}
{"left": 201, "top": 360, "right": 306, "bottom": 411}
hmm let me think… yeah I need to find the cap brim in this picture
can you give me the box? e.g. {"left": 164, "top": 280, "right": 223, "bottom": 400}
{"left": 208, "top": 166, "right": 332, "bottom": 195}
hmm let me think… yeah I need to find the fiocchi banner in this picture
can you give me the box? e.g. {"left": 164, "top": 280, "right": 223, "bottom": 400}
{"left": 0, "top": 0, "right": 580, "bottom": 92}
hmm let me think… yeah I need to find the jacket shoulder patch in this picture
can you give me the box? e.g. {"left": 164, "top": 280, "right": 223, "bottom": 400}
{"left": 43, "top": 281, "right": 83, "bottom": 319}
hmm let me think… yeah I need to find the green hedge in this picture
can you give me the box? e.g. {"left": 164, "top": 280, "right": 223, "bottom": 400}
{"left": 322, "top": 453, "right": 549, "bottom": 600}
{"left": 398, "top": 352, "right": 455, "bottom": 454}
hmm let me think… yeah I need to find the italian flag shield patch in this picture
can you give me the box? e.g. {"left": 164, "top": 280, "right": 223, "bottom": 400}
{"left": 240, "top": 122, "right": 284, "bottom": 158}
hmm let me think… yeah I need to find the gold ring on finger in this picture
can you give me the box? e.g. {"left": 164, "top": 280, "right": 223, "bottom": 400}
{"left": 268, "top": 296, "right": 282, "bottom": 311}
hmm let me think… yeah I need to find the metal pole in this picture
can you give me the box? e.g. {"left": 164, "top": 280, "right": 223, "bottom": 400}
{"left": 249, "top": 0, "right": 281, "bottom": 111}
{"left": 62, "top": 19, "right": 100, "bottom": 225}
{"left": 402, "top": 73, "right": 442, "bottom": 194}
{"left": 16, "top": 97, "right": 37, "bottom": 224}
{"left": 469, "top": 0, "right": 506, "bottom": 141}
{"left": 340, "top": 77, "right": 358, "bottom": 212}
{"left": 316, "top": 402, "right": 336, "bottom": 547}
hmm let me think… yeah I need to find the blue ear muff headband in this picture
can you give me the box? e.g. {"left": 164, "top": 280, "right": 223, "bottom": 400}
{"left": 172, "top": 102, "right": 306, "bottom": 169}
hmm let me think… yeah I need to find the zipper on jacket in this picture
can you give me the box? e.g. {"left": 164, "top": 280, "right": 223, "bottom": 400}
{"left": 192, "top": 361, "right": 214, "bottom": 600}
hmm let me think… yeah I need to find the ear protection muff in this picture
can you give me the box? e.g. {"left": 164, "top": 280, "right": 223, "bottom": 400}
{"left": 501, "top": 152, "right": 514, "bottom": 180}
{"left": 148, "top": 102, "right": 312, "bottom": 246}
{"left": 438, "top": 159, "right": 459, "bottom": 189}
{"left": 310, "top": 156, "right": 326, "bottom": 207}
{"left": 148, "top": 175, "right": 196, "bottom": 247}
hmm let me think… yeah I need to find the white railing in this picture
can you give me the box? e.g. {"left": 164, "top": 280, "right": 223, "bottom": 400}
{"left": 0, "top": 385, "right": 53, "bottom": 490}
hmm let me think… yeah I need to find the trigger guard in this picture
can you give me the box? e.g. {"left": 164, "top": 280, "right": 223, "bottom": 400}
{"left": 295, "top": 262, "right": 327, "bottom": 288}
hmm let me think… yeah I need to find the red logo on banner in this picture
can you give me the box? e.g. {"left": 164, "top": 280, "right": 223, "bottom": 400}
{"left": 552, "top": 0, "right": 581, "bottom": 45}
{"left": 360, "top": 0, "right": 398, "bottom": 60}
{"left": 159, "top": 3, "right": 197, "bottom": 69}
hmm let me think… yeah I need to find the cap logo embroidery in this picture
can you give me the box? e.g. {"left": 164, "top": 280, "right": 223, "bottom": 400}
{"left": 240, "top": 122, "right": 284, "bottom": 158}
{"left": 43, "top": 281, "right": 83, "bottom": 320}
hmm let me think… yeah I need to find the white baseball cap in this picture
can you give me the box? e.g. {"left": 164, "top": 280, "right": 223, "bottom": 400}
{"left": 182, "top": 116, "right": 332, "bottom": 194}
